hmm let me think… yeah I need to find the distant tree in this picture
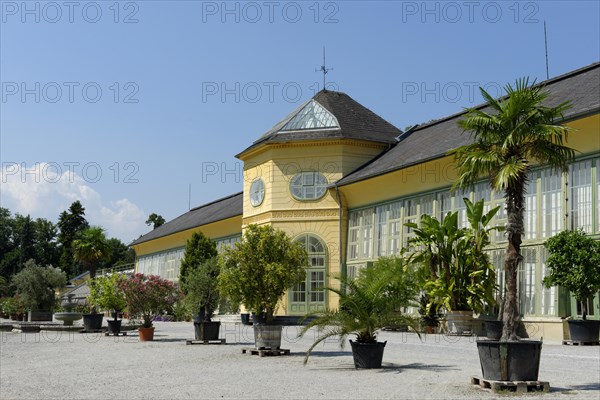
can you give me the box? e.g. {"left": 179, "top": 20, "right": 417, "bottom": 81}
{"left": 57, "top": 201, "right": 89, "bottom": 276}
{"left": 146, "top": 213, "right": 166, "bottom": 229}
{"left": 33, "top": 218, "right": 60, "bottom": 268}
{"left": 179, "top": 232, "right": 218, "bottom": 294}
{"left": 12, "top": 259, "right": 67, "bottom": 311}
{"left": 72, "top": 226, "right": 110, "bottom": 279}
{"left": 14, "top": 214, "right": 36, "bottom": 270}
{"left": 100, "top": 238, "right": 134, "bottom": 269}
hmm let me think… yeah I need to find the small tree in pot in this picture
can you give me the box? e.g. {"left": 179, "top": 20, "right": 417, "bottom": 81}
{"left": 12, "top": 259, "right": 66, "bottom": 321}
{"left": 543, "top": 229, "right": 600, "bottom": 343}
{"left": 183, "top": 257, "right": 222, "bottom": 341}
{"left": 218, "top": 225, "right": 307, "bottom": 350}
{"left": 88, "top": 274, "right": 127, "bottom": 334}
{"left": 73, "top": 227, "right": 110, "bottom": 331}
{"left": 119, "top": 273, "right": 180, "bottom": 341}
{"left": 180, "top": 232, "right": 218, "bottom": 318}
{"left": 300, "top": 255, "right": 420, "bottom": 369}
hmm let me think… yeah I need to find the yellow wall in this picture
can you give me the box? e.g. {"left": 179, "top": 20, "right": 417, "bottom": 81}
{"left": 340, "top": 114, "right": 600, "bottom": 209}
{"left": 239, "top": 140, "right": 386, "bottom": 314}
{"left": 131, "top": 215, "right": 242, "bottom": 258}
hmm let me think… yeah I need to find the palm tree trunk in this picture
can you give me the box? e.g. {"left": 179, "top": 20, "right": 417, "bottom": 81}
{"left": 502, "top": 184, "right": 525, "bottom": 341}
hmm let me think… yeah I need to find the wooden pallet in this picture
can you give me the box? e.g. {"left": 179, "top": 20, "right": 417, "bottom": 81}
{"left": 105, "top": 331, "right": 128, "bottom": 337}
{"left": 79, "top": 329, "right": 106, "bottom": 334}
{"left": 562, "top": 340, "right": 599, "bottom": 346}
{"left": 186, "top": 339, "right": 226, "bottom": 345}
{"left": 241, "top": 347, "right": 290, "bottom": 357}
{"left": 471, "top": 376, "right": 550, "bottom": 393}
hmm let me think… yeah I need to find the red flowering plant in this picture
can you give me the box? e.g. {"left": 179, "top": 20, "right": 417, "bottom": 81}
{"left": 119, "top": 274, "right": 180, "bottom": 328}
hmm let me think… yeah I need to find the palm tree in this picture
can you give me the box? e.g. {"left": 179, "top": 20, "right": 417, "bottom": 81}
{"left": 451, "top": 78, "right": 575, "bottom": 341}
{"left": 300, "top": 256, "right": 419, "bottom": 365}
{"left": 72, "top": 226, "right": 110, "bottom": 279}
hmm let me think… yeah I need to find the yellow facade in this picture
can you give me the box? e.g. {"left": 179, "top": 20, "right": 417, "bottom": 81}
{"left": 131, "top": 66, "right": 599, "bottom": 339}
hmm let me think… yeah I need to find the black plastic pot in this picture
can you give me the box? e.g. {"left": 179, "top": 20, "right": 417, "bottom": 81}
{"left": 107, "top": 319, "right": 122, "bottom": 334}
{"left": 567, "top": 320, "right": 600, "bottom": 342}
{"left": 349, "top": 340, "right": 387, "bottom": 369}
{"left": 82, "top": 313, "right": 103, "bottom": 331}
{"left": 251, "top": 313, "right": 266, "bottom": 324}
{"left": 194, "top": 321, "right": 221, "bottom": 341}
{"left": 240, "top": 313, "right": 251, "bottom": 325}
{"left": 485, "top": 321, "right": 503, "bottom": 340}
{"left": 477, "top": 340, "right": 542, "bottom": 381}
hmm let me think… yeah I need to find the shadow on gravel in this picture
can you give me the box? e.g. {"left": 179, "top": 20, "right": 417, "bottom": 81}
{"left": 390, "top": 362, "right": 459, "bottom": 372}
{"left": 300, "top": 351, "right": 351, "bottom": 358}
{"left": 557, "top": 383, "right": 600, "bottom": 391}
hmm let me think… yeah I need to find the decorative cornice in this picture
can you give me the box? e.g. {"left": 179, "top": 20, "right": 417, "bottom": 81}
{"left": 243, "top": 208, "right": 340, "bottom": 225}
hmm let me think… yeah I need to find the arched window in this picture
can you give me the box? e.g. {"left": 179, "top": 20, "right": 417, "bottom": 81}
{"left": 289, "top": 234, "right": 327, "bottom": 314}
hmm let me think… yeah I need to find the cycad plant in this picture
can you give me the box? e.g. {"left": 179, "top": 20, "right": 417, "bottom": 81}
{"left": 300, "top": 255, "right": 419, "bottom": 364}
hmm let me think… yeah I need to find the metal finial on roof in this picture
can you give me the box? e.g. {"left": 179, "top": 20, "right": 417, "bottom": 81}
{"left": 315, "top": 47, "right": 333, "bottom": 91}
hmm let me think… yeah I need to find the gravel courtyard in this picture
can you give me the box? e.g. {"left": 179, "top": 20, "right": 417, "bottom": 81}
{"left": 1, "top": 321, "right": 598, "bottom": 400}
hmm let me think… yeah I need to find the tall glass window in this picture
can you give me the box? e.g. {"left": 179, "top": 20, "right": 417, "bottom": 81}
{"left": 519, "top": 247, "right": 537, "bottom": 316}
{"left": 290, "top": 234, "right": 327, "bottom": 314}
{"left": 524, "top": 172, "right": 538, "bottom": 240}
{"left": 375, "top": 205, "right": 389, "bottom": 257}
{"left": 387, "top": 202, "right": 402, "bottom": 256}
{"left": 360, "top": 209, "right": 374, "bottom": 259}
{"left": 541, "top": 169, "right": 562, "bottom": 238}
{"left": 348, "top": 212, "right": 360, "bottom": 261}
{"left": 569, "top": 160, "right": 593, "bottom": 232}
{"left": 540, "top": 248, "right": 556, "bottom": 315}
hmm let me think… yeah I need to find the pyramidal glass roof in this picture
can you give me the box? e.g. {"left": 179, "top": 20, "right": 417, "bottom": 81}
{"left": 279, "top": 100, "right": 339, "bottom": 132}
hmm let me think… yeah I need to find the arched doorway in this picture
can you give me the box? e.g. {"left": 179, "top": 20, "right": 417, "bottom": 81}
{"left": 288, "top": 234, "right": 327, "bottom": 314}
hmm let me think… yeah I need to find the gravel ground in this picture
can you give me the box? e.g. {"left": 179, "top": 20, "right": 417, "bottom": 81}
{"left": 0, "top": 320, "right": 598, "bottom": 400}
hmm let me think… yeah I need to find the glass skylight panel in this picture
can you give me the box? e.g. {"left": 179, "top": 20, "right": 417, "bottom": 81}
{"left": 280, "top": 100, "right": 338, "bottom": 131}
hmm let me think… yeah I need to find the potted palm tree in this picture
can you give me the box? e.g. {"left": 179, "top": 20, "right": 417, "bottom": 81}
{"left": 179, "top": 232, "right": 220, "bottom": 340}
{"left": 452, "top": 78, "right": 575, "bottom": 381}
{"left": 407, "top": 199, "right": 500, "bottom": 335}
{"left": 119, "top": 273, "right": 179, "bottom": 341}
{"left": 73, "top": 226, "right": 110, "bottom": 331}
{"left": 543, "top": 230, "right": 600, "bottom": 343}
{"left": 88, "top": 274, "right": 127, "bottom": 334}
{"left": 300, "top": 255, "right": 420, "bottom": 368}
{"left": 218, "top": 225, "right": 307, "bottom": 350}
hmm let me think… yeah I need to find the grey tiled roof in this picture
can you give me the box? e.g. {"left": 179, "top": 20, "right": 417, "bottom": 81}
{"left": 130, "top": 192, "right": 243, "bottom": 246}
{"left": 336, "top": 62, "right": 600, "bottom": 187}
{"left": 237, "top": 90, "right": 402, "bottom": 156}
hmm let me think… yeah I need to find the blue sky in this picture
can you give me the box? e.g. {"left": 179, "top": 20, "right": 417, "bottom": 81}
{"left": 1, "top": 0, "right": 599, "bottom": 242}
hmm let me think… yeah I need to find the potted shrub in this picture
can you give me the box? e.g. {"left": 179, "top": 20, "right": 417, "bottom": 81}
{"left": 88, "top": 274, "right": 127, "bottom": 334}
{"left": 11, "top": 259, "right": 67, "bottom": 322}
{"left": 183, "top": 257, "right": 222, "bottom": 341}
{"left": 418, "top": 294, "right": 439, "bottom": 334}
{"left": 218, "top": 225, "right": 307, "bottom": 350}
{"left": 119, "top": 273, "right": 179, "bottom": 341}
{"left": 452, "top": 78, "right": 575, "bottom": 381}
{"left": 543, "top": 230, "right": 600, "bottom": 343}
{"left": 407, "top": 199, "right": 500, "bottom": 335}
{"left": 300, "top": 255, "right": 420, "bottom": 368}
{"left": 179, "top": 232, "right": 220, "bottom": 340}
{"left": 73, "top": 227, "right": 111, "bottom": 330}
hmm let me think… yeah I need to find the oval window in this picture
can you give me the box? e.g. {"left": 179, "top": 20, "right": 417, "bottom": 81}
{"left": 249, "top": 179, "right": 265, "bottom": 207}
{"left": 290, "top": 172, "right": 328, "bottom": 201}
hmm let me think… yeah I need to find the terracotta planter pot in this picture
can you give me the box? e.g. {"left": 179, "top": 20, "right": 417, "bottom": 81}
{"left": 138, "top": 327, "right": 155, "bottom": 341}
